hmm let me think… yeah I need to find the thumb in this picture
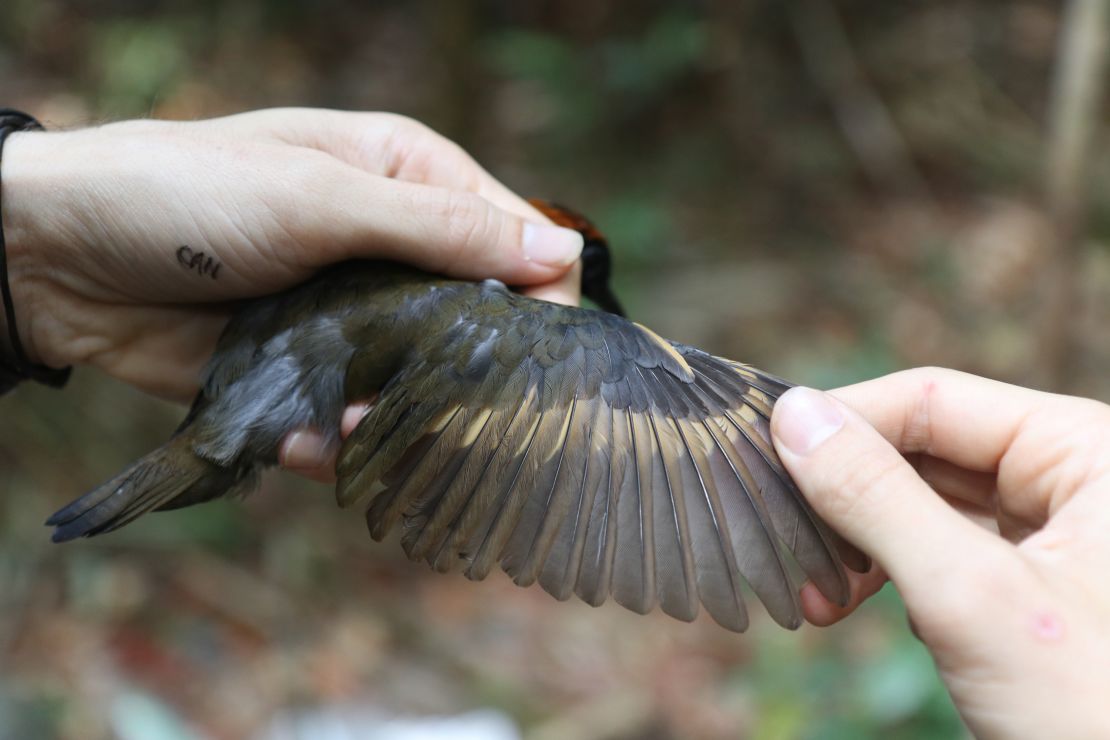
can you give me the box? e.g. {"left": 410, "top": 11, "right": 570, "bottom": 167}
{"left": 771, "top": 386, "right": 994, "bottom": 597}
{"left": 300, "top": 173, "right": 584, "bottom": 287}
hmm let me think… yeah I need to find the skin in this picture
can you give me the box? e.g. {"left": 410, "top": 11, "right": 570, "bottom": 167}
{"left": 772, "top": 369, "right": 1110, "bottom": 738}
{"left": 0, "top": 108, "right": 583, "bottom": 400}
{"left": 5, "top": 108, "right": 1107, "bottom": 736}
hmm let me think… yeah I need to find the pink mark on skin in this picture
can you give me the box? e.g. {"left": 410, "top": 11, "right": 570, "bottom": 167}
{"left": 1031, "top": 611, "right": 1066, "bottom": 642}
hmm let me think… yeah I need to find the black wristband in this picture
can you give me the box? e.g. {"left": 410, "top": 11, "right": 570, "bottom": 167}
{"left": 0, "top": 109, "right": 71, "bottom": 394}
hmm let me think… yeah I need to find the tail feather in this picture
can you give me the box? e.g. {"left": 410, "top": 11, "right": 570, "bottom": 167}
{"left": 47, "top": 440, "right": 224, "bottom": 542}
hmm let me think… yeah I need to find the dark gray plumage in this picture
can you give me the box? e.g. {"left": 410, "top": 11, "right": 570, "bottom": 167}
{"left": 46, "top": 261, "right": 867, "bottom": 632}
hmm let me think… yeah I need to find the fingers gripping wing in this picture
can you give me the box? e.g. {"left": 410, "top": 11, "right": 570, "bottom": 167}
{"left": 335, "top": 295, "right": 862, "bottom": 631}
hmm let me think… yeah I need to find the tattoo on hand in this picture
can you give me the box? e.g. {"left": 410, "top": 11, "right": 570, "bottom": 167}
{"left": 176, "top": 246, "right": 222, "bottom": 280}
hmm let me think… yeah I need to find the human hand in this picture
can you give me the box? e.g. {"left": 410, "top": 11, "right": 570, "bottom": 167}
{"left": 770, "top": 368, "right": 1110, "bottom": 737}
{"left": 1, "top": 108, "right": 583, "bottom": 402}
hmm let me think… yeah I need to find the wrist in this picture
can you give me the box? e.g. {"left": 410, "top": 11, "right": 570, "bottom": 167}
{"left": 1, "top": 129, "right": 71, "bottom": 370}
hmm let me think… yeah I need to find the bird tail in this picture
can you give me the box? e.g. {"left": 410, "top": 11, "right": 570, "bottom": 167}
{"left": 46, "top": 438, "right": 231, "bottom": 542}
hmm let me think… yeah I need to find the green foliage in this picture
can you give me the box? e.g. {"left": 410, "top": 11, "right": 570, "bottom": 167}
{"left": 90, "top": 19, "right": 193, "bottom": 115}
{"left": 483, "top": 11, "right": 708, "bottom": 151}
{"left": 734, "top": 588, "right": 961, "bottom": 740}
{"left": 0, "top": 688, "right": 65, "bottom": 740}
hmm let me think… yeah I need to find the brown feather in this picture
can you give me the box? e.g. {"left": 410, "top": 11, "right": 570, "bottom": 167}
{"left": 571, "top": 406, "right": 620, "bottom": 607}
{"left": 325, "top": 268, "right": 863, "bottom": 631}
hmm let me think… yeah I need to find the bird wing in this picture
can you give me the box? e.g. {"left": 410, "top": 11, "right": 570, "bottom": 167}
{"left": 335, "top": 287, "right": 866, "bottom": 632}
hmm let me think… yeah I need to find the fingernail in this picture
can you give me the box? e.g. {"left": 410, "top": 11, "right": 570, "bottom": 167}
{"left": 774, "top": 387, "right": 845, "bottom": 455}
{"left": 522, "top": 222, "right": 584, "bottom": 267}
{"left": 281, "top": 431, "right": 329, "bottom": 471}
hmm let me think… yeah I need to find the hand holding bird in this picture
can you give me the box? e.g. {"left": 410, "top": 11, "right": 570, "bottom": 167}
{"left": 0, "top": 108, "right": 584, "bottom": 400}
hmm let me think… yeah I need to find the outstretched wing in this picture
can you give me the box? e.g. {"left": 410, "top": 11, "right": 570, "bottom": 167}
{"left": 335, "top": 286, "right": 866, "bottom": 632}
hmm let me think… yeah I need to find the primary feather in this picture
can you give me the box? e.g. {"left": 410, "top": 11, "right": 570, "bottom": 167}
{"left": 47, "top": 262, "right": 866, "bottom": 632}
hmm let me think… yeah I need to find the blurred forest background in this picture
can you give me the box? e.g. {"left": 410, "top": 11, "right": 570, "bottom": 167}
{"left": 2, "top": 0, "right": 1109, "bottom": 738}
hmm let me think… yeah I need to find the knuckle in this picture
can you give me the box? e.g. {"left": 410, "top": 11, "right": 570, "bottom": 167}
{"left": 1006, "top": 399, "right": 1110, "bottom": 508}
{"left": 384, "top": 113, "right": 433, "bottom": 140}
{"left": 380, "top": 115, "right": 436, "bottom": 173}
{"left": 898, "top": 366, "right": 946, "bottom": 453}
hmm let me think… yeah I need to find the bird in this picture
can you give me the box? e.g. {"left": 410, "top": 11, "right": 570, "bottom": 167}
{"left": 45, "top": 200, "right": 867, "bottom": 633}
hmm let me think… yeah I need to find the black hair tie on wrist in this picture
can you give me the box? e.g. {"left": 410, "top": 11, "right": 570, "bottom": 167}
{"left": 0, "top": 108, "right": 71, "bottom": 394}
